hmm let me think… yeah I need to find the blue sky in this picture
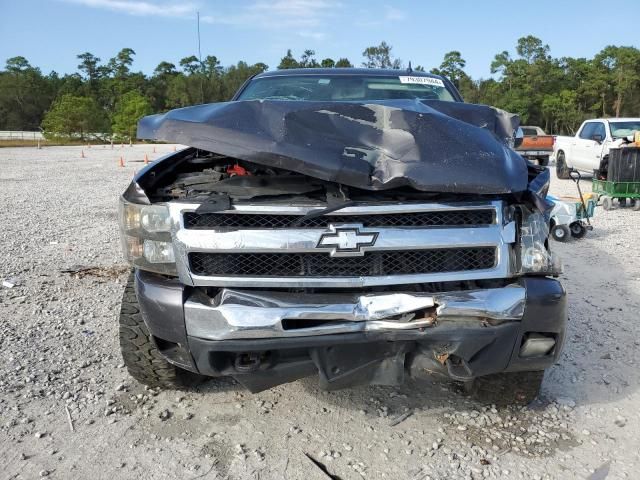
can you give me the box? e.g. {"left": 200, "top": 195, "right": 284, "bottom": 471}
{"left": 1, "top": 0, "right": 638, "bottom": 79}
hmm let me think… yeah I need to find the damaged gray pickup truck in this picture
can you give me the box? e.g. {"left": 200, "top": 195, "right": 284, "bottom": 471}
{"left": 118, "top": 68, "right": 566, "bottom": 404}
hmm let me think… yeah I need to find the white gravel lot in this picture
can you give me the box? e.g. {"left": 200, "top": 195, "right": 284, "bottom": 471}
{"left": 1, "top": 145, "right": 639, "bottom": 480}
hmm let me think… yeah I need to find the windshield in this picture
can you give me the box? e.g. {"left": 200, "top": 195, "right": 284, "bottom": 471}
{"left": 237, "top": 74, "right": 457, "bottom": 102}
{"left": 610, "top": 121, "right": 640, "bottom": 138}
{"left": 521, "top": 127, "right": 540, "bottom": 136}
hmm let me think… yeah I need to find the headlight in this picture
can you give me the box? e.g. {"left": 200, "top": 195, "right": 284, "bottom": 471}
{"left": 517, "top": 209, "right": 562, "bottom": 275}
{"left": 118, "top": 198, "right": 177, "bottom": 275}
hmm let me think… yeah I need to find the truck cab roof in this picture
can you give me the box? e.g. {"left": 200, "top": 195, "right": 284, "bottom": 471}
{"left": 233, "top": 68, "right": 464, "bottom": 102}
{"left": 253, "top": 68, "right": 446, "bottom": 79}
{"left": 583, "top": 118, "right": 640, "bottom": 123}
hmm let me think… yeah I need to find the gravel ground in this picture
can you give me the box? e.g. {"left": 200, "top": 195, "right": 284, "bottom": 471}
{"left": 1, "top": 145, "right": 639, "bottom": 480}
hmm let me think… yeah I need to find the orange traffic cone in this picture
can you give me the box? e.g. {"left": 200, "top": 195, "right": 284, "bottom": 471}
{"left": 118, "top": 156, "right": 125, "bottom": 168}
{"left": 81, "top": 149, "right": 85, "bottom": 158}
{"left": 173, "top": 145, "right": 176, "bottom": 152}
{"left": 144, "top": 153, "right": 149, "bottom": 164}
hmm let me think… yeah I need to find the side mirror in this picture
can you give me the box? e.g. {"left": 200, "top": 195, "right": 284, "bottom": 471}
{"left": 514, "top": 127, "right": 524, "bottom": 148}
{"left": 592, "top": 134, "right": 603, "bottom": 143}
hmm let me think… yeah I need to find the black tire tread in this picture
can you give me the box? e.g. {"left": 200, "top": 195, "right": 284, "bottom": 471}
{"left": 119, "top": 272, "right": 204, "bottom": 390}
{"left": 556, "top": 152, "right": 570, "bottom": 179}
{"left": 570, "top": 222, "right": 587, "bottom": 238}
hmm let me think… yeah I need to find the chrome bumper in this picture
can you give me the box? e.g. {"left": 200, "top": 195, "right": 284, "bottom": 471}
{"left": 184, "top": 285, "right": 526, "bottom": 340}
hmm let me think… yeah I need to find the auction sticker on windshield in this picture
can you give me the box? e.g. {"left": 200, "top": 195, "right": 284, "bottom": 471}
{"left": 399, "top": 76, "right": 445, "bottom": 87}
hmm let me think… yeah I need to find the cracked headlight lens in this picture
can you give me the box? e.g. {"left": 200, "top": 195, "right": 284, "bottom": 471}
{"left": 518, "top": 210, "right": 562, "bottom": 275}
{"left": 118, "top": 198, "right": 177, "bottom": 275}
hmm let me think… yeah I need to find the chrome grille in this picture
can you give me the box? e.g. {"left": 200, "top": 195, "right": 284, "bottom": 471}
{"left": 189, "top": 248, "right": 496, "bottom": 277}
{"left": 184, "top": 209, "right": 495, "bottom": 230}
{"left": 169, "top": 200, "right": 514, "bottom": 288}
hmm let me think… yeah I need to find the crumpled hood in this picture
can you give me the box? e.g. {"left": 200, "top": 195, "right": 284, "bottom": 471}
{"left": 137, "top": 99, "right": 528, "bottom": 194}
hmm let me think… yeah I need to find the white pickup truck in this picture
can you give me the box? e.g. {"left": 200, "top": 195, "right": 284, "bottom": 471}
{"left": 554, "top": 118, "right": 640, "bottom": 178}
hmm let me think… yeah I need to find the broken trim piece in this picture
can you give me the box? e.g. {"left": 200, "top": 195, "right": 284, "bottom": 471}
{"left": 183, "top": 286, "right": 526, "bottom": 340}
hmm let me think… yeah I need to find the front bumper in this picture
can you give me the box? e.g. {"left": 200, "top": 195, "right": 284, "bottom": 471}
{"left": 134, "top": 270, "right": 566, "bottom": 392}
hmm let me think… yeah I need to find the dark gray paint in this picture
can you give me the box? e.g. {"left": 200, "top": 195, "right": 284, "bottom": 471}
{"left": 137, "top": 99, "right": 527, "bottom": 195}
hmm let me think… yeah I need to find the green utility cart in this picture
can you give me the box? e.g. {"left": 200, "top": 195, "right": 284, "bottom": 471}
{"left": 592, "top": 179, "right": 640, "bottom": 210}
{"left": 592, "top": 146, "right": 640, "bottom": 211}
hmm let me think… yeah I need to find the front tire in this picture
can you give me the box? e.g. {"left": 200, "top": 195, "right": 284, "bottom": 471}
{"left": 467, "top": 371, "right": 545, "bottom": 406}
{"left": 556, "top": 151, "right": 570, "bottom": 179}
{"left": 119, "top": 272, "right": 206, "bottom": 389}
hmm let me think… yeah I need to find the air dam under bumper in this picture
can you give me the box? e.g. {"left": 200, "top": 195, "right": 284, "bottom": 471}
{"left": 135, "top": 271, "right": 566, "bottom": 393}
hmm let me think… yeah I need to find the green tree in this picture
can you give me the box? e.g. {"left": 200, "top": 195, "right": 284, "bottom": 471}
{"left": 153, "top": 61, "right": 177, "bottom": 76}
{"left": 484, "top": 36, "right": 566, "bottom": 127}
{"left": 362, "top": 41, "right": 401, "bottom": 69}
{"left": 41, "top": 94, "right": 108, "bottom": 139}
{"left": 278, "top": 50, "right": 299, "bottom": 69}
{"left": 5, "top": 56, "right": 32, "bottom": 72}
{"left": 179, "top": 55, "right": 201, "bottom": 75}
{"left": 321, "top": 58, "right": 335, "bottom": 68}
{"left": 0, "top": 57, "right": 57, "bottom": 130}
{"left": 595, "top": 46, "right": 640, "bottom": 117}
{"left": 112, "top": 90, "right": 152, "bottom": 140}
{"left": 431, "top": 51, "right": 467, "bottom": 87}
{"left": 76, "top": 52, "right": 102, "bottom": 83}
{"left": 542, "top": 90, "right": 582, "bottom": 133}
{"left": 299, "top": 50, "right": 319, "bottom": 68}
{"left": 490, "top": 51, "right": 512, "bottom": 77}
{"left": 516, "top": 36, "right": 550, "bottom": 64}
{"left": 202, "top": 55, "right": 223, "bottom": 77}
{"left": 107, "top": 48, "right": 136, "bottom": 78}
{"left": 335, "top": 58, "right": 353, "bottom": 68}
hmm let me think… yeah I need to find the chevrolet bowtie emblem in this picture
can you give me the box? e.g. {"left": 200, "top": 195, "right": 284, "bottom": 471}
{"left": 317, "top": 225, "right": 379, "bottom": 257}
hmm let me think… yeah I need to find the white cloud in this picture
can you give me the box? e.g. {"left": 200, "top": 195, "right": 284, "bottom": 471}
{"left": 354, "top": 4, "right": 406, "bottom": 27}
{"left": 202, "top": 0, "right": 340, "bottom": 30}
{"left": 67, "top": 0, "right": 341, "bottom": 40}
{"left": 384, "top": 5, "right": 406, "bottom": 21}
{"left": 63, "top": 0, "right": 196, "bottom": 17}
{"left": 296, "top": 31, "right": 327, "bottom": 41}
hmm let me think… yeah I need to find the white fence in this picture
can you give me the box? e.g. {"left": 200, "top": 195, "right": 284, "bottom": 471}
{"left": 0, "top": 131, "right": 45, "bottom": 140}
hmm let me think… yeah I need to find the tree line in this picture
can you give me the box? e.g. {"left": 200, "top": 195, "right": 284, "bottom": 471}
{"left": 0, "top": 37, "right": 638, "bottom": 140}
